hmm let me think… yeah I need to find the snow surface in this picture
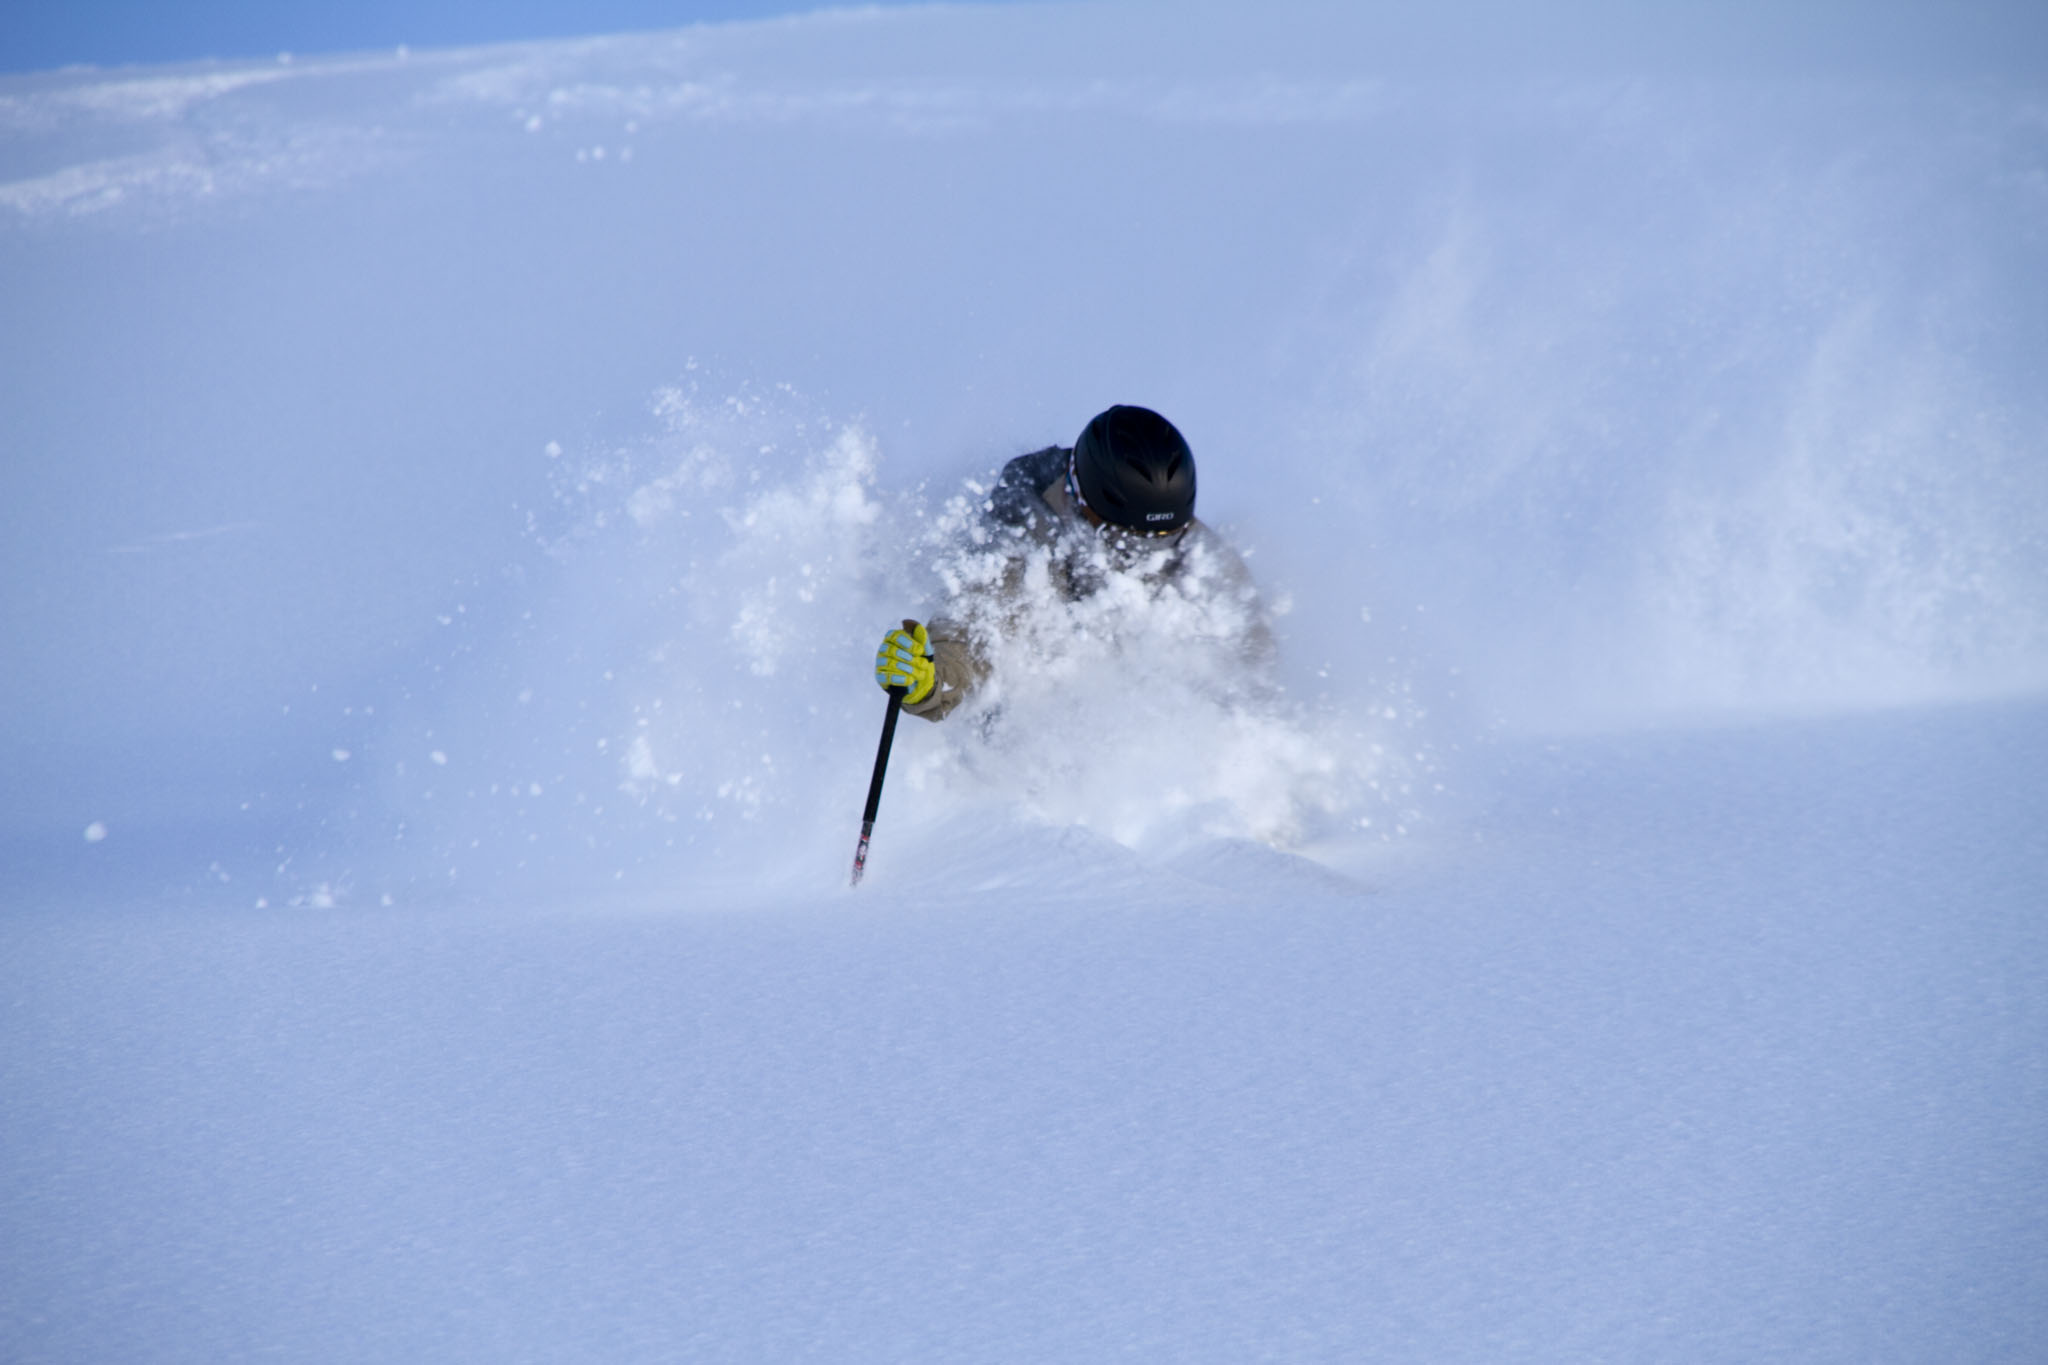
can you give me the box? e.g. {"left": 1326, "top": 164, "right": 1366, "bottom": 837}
{"left": 4, "top": 2, "right": 2047, "bottom": 1359}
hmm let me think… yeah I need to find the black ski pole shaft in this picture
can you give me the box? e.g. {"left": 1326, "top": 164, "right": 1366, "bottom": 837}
{"left": 850, "top": 685, "right": 907, "bottom": 887}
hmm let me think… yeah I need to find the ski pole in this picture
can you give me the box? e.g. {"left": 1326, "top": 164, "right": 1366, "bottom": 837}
{"left": 850, "top": 684, "right": 907, "bottom": 887}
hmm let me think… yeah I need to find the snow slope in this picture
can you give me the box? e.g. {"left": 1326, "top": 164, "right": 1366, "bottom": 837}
{"left": 6, "top": 700, "right": 2045, "bottom": 1361}
{"left": 3, "top": 2, "right": 2046, "bottom": 1359}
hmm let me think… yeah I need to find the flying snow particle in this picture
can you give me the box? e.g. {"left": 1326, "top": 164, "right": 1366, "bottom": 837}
{"left": 545, "top": 440, "right": 562, "bottom": 457}
{"left": 430, "top": 750, "right": 448, "bottom": 766}
{"left": 83, "top": 822, "right": 107, "bottom": 843}
{"left": 332, "top": 748, "right": 352, "bottom": 762}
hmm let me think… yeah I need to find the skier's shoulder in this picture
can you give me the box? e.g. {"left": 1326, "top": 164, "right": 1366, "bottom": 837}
{"left": 1171, "top": 516, "right": 1262, "bottom": 596}
{"left": 1005, "top": 443, "right": 1069, "bottom": 489}
{"left": 987, "top": 445, "right": 1069, "bottom": 530}
{"left": 1180, "top": 516, "right": 1248, "bottom": 568}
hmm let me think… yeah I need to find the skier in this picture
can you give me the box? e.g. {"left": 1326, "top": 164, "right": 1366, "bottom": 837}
{"left": 873, "top": 404, "right": 1271, "bottom": 722}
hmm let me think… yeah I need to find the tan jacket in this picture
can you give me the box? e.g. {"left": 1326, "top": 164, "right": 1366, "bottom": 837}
{"left": 903, "top": 456, "right": 1269, "bottom": 722}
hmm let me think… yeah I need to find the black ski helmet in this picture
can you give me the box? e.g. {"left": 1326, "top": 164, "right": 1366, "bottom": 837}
{"left": 1068, "top": 405, "right": 1196, "bottom": 535}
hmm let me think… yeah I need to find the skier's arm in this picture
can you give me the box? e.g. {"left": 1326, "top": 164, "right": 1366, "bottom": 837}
{"left": 1187, "top": 522, "right": 1278, "bottom": 674}
{"left": 874, "top": 617, "right": 986, "bottom": 722}
{"left": 900, "top": 616, "right": 986, "bottom": 722}
{"left": 877, "top": 449, "right": 1051, "bottom": 725}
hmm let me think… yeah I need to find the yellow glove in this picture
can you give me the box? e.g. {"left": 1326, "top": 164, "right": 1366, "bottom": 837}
{"left": 875, "top": 620, "right": 935, "bottom": 704}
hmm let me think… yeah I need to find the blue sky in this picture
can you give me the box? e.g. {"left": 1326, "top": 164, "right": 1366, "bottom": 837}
{"left": 0, "top": 0, "right": 971, "bottom": 75}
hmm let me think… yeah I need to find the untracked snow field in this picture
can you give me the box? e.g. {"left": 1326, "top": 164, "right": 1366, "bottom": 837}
{"left": 7, "top": 699, "right": 2048, "bottom": 1361}
{"left": 4, "top": 2, "right": 2047, "bottom": 1360}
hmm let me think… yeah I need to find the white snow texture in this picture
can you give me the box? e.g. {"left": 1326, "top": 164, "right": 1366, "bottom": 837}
{"left": 3, "top": 2, "right": 2045, "bottom": 1360}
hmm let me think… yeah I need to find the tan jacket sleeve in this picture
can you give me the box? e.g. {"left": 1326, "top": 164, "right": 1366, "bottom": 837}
{"left": 900, "top": 616, "right": 988, "bottom": 722}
